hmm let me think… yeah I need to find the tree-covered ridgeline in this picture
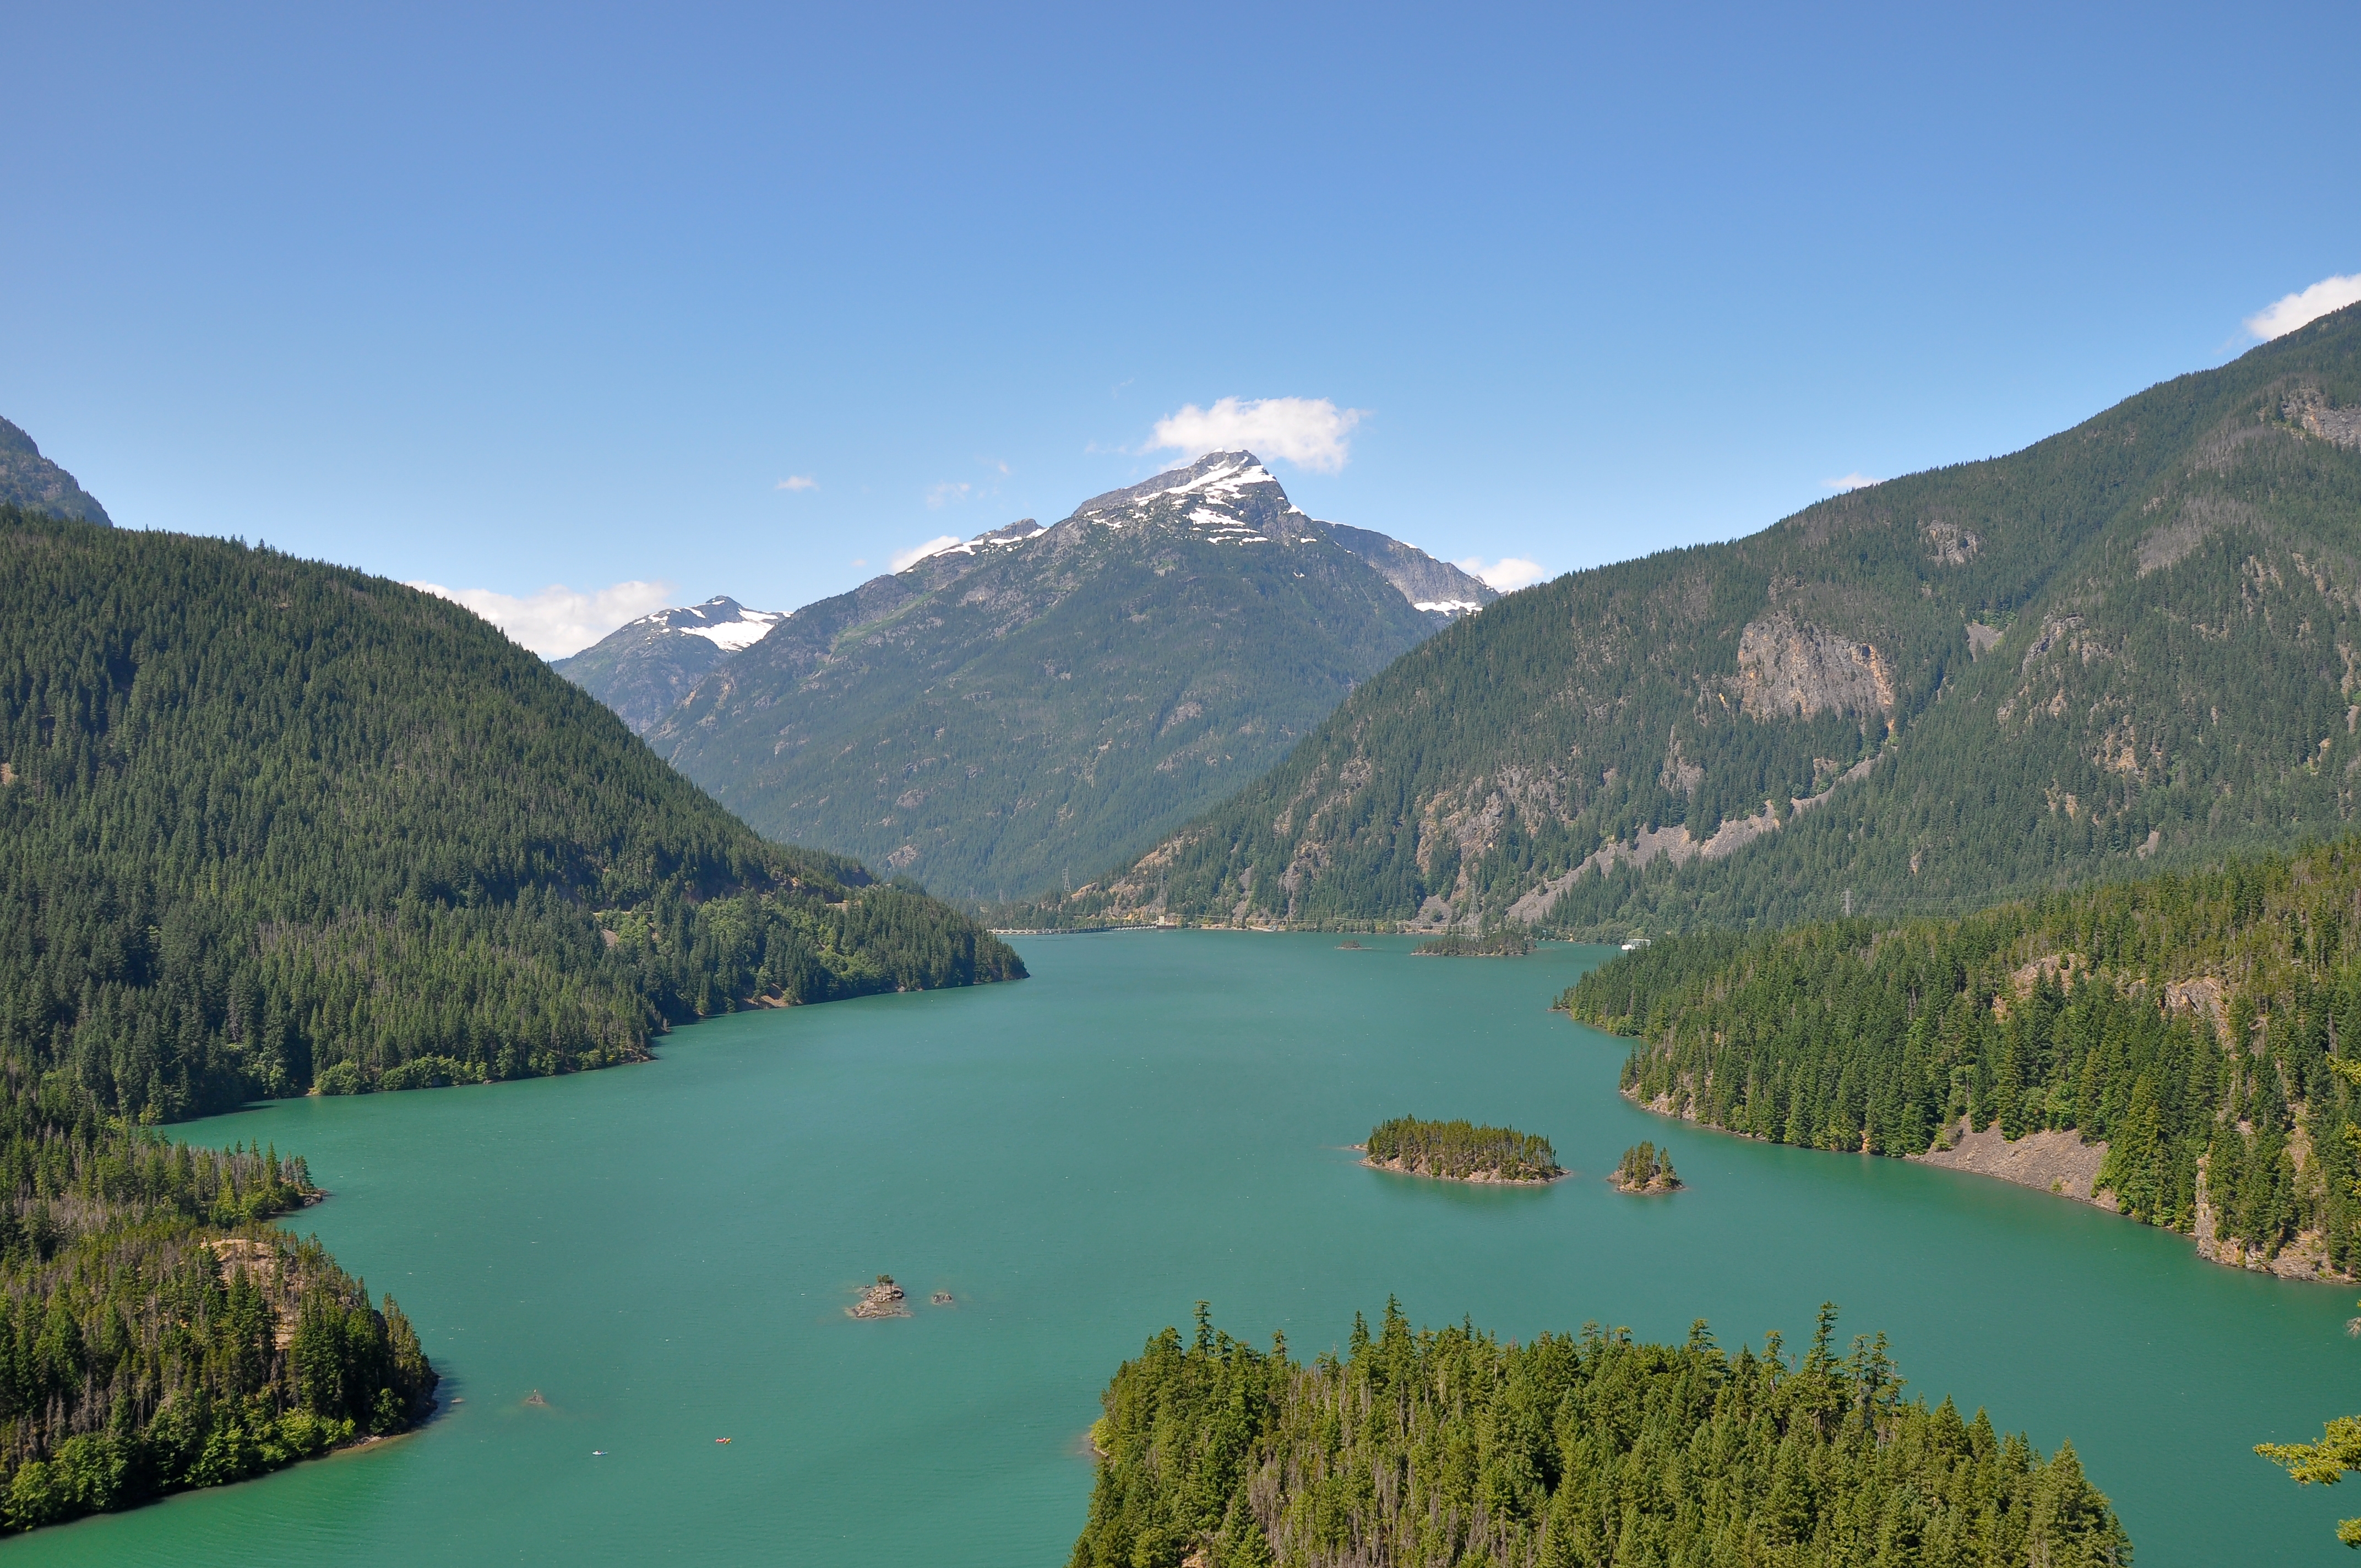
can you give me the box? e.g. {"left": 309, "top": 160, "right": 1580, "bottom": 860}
{"left": 1054, "top": 302, "right": 2361, "bottom": 936}
{"left": 0, "top": 507, "right": 1022, "bottom": 1121}
{"left": 1071, "top": 1300, "right": 2129, "bottom": 1568}
{"left": 1562, "top": 837, "right": 2361, "bottom": 1273}
{"left": 0, "top": 1071, "right": 435, "bottom": 1532}
{"left": 1365, "top": 1117, "right": 1561, "bottom": 1182}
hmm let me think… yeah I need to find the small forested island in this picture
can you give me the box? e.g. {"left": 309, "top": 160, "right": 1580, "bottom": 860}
{"left": 1070, "top": 1300, "right": 2129, "bottom": 1567}
{"left": 1410, "top": 928, "right": 1532, "bottom": 956}
{"left": 1363, "top": 1116, "right": 1562, "bottom": 1183}
{"left": 0, "top": 1083, "right": 436, "bottom": 1532}
{"left": 1562, "top": 837, "right": 2361, "bottom": 1280}
{"left": 1613, "top": 1140, "right": 1682, "bottom": 1193}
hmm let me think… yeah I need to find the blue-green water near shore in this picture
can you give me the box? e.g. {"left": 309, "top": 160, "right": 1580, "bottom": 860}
{"left": 20, "top": 933, "right": 2361, "bottom": 1561}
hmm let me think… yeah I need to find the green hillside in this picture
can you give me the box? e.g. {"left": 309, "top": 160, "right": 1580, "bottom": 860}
{"left": 1058, "top": 303, "right": 2361, "bottom": 933}
{"left": 1565, "top": 835, "right": 2361, "bottom": 1278}
{"left": 0, "top": 505, "right": 1022, "bottom": 1121}
{"left": 653, "top": 455, "right": 1456, "bottom": 903}
{"left": 1071, "top": 1302, "right": 2126, "bottom": 1568}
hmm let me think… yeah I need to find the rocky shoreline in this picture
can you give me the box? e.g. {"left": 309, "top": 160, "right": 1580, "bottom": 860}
{"left": 1358, "top": 1152, "right": 1565, "bottom": 1185}
{"left": 1629, "top": 1087, "right": 2358, "bottom": 1281}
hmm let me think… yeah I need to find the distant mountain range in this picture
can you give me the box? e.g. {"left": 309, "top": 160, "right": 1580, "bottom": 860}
{"left": 0, "top": 416, "right": 110, "bottom": 524}
{"left": 563, "top": 453, "right": 1495, "bottom": 901}
{"left": 1057, "top": 301, "right": 2361, "bottom": 933}
{"left": 552, "top": 596, "right": 786, "bottom": 734}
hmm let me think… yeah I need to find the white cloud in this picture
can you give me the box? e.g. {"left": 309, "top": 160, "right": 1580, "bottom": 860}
{"left": 1149, "top": 396, "right": 1366, "bottom": 472}
{"left": 927, "top": 481, "right": 972, "bottom": 508}
{"left": 776, "top": 475, "right": 818, "bottom": 492}
{"left": 1456, "top": 556, "right": 1548, "bottom": 591}
{"left": 409, "top": 579, "right": 676, "bottom": 659}
{"left": 891, "top": 536, "right": 962, "bottom": 571}
{"left": 1823, "top": 472, "right": 1881, "bottom": 492}
{"left": 2245, "top": 273, "right": 2361, "bottom": 341}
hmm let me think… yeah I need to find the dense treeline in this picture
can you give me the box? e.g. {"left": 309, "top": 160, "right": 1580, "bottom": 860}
{"left": 1058, "top": 301, "right": 2361, "bottom": 936}
{"left": 0, "top": 507, "right": 1022, "bottom": 1120}
{"left": 1071, "top": 1301, "right": 2128, "bottom": 1567}
{"left": 1563, "top": 837, "right": 2361, "bottom": 1273}
{"left": 0, "top": 1069, "right": 434, "bottom": 1531}
{"left": 1366, "top": 1117, "right": 1560, "bottom": 1182}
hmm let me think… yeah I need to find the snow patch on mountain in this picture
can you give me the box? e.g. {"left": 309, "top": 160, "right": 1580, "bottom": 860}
{"left": 904, "top": 518, "right": 1046, "bottom": 567}
{"left": 678, "top": 608, "right": 788, "bottom": 651}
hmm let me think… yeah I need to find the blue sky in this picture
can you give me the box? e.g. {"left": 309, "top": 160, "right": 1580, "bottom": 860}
{"left": 5, "top": 2, "right": 2357, "bottom": 654}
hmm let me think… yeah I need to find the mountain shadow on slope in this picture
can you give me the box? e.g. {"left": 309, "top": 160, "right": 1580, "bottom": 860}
{"left": 1057, "top": 302, "right": 2361, "bottom": 933}
{"left": 0, "top": 505, "right": 1022, "bottom": 1123}
{"left": 649, "top": 453, "right": 1494, "bottom": 903}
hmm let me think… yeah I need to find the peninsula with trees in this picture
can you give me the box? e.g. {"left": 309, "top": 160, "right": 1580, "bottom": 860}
{"left": 1363, "top": 1117, "right": 1562, "bottom": 1183}
{"left": 0, "top": 493, "right": 1024, "bottom": 1532}
{"left": 1069, "top": 1300, "right": 2129, "bottom": 1568}
{"left": 0, "top": 1084, "right": 437, "bottom": 1532}
{"left": 1563, "top": 836, "right": 2361, "bottom": 1280}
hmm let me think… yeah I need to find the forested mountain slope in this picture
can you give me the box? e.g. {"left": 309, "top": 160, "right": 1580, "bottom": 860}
{"left": 1059, "top": 302, "right": 2361, "bottom": 932}
{"left": 0, "top": 417, "right": 109, "bottom": 525}
{"left": 0, "top": 506, "right": 1021, "bottom": 1122}
{"left": 552, "top": 595, "right": 785, "bottom": 734}
{"left": 652, "top": 453, "right": 1493, "bottom": 902}
{"left": 1566, "top": 836, "right": 2361, "bottom": 1280}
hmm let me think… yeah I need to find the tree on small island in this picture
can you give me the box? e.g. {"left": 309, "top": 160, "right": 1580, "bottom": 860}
{"left": 1613, "top": 1140, "right": 1681, "bottom": 1193}
{"left": 1410, "top": 924, "right": 1532, "bottom": 957}
{"left": 1364, "top": 1116, "right": 1562, "bottom": 1182}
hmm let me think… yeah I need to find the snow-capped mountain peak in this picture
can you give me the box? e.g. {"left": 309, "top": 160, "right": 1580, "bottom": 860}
{"left": 1070, "top": 450, "right": 1296, "bottom": 544}
{"left": 620, "top": 595, "right": 789, "bottom": 652}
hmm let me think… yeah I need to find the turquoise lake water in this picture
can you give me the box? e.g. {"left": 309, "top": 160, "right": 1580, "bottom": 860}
{"left": 19, "top": 932, "right": 2361, "bottom": 1562}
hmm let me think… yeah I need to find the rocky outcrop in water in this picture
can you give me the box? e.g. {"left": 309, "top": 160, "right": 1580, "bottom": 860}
{"left": 849, "top": 1275, "right": 911, "bottom": 1318}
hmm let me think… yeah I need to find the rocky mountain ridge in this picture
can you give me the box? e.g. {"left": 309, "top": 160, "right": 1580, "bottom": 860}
{"left": 553, "top": 595, "right": 787, "bottom": 734}
{"left": 1055, "top": 301, "right": 2361, "bottom": 934}
{"left": 646, "top": 451, "right": 1491, "bottom": 901}
{"left": 0, "top": 415, "right": 111, "bottom": 524}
